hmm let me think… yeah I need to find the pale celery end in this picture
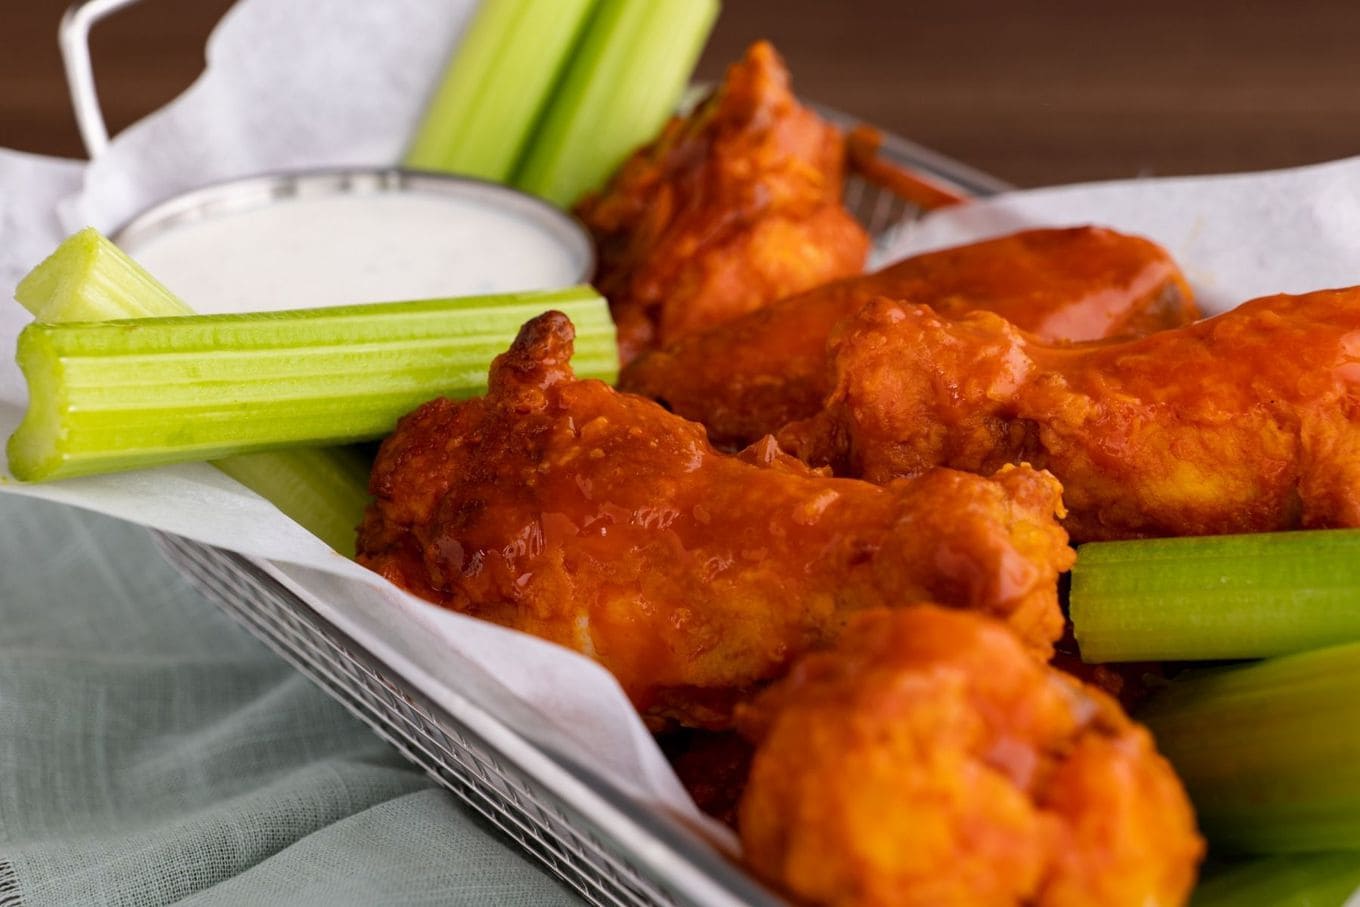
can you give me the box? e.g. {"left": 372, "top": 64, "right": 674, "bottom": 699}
{"left": 16, "top": 227, "right": 192, "bottom": 322}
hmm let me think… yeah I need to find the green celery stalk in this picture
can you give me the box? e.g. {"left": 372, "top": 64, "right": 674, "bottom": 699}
{"left": 1139, "top": 640, "right": 1360, "bottom": 854}
{"left": 512, "top": 0, "right": 720, "bottom": 207}
{"left": 1190, "top": 854, "right": 1360, "bottom": 907}
{"left": 16, "top": 226, "right": 193, "bottom": 321}
{"left": 15, "top": 229, "right": 369, "bottom": 555}
{"left": 212, "top": 447, "right": 373, "bottom": 554}
{"left": 404, "top": 0, "right": 599, "bottom": 181}
{"left": 8, "top": 285, "right": 617, "bottom": 482}
{"left": 1070, "top": 530, "right": 1360, "bottom": 663}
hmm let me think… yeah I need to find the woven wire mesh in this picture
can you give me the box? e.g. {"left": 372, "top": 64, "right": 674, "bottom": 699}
{"left": 153, "top": 532, "right": 725, "bottom": 907}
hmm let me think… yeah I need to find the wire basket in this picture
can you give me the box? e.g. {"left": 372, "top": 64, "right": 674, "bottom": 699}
{"left": 148, "top": 132, "right": 1001, "bottom": 905}
{"left": 59, "top": 3, "right": 1007, "bottom": 901}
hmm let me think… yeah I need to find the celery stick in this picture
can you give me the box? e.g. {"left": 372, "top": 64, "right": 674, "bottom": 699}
{"left": 212, "top": 448, "right": 372, "bottom": 557}
{"left": 1139, "top": 640, "right": 1360, "bottom": 854}
{"left": 513, "top": 0, "right": 720, "bottom": 206}
{"left": 1071, "top": 530, "right": 1360, "bottom": 663}
{"left": 16, "top": 227, "right": 192, "bottom": 321}
{"left": 1191, "top": 854, "right": 1360, "bottom": 907}
{"left": 15, "top": 228, "right": 370, "bottom": 555}
{"left": 404, "top": 0, "right": 598, "bottom": 181}
{"left": 8, "top": 287, "right": 616, "bottom": 482}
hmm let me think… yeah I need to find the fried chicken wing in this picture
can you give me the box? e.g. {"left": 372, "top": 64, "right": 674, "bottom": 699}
{"left": 778, "top": 288, "right": 1360, "bottom": 541}
{"left": 621, "top": 227, "right": 1197, "bottom": 448}
{"left": 357, "top": 312, "right": 1072, "bottom": 728}
{"left": 736, "top": 606, "right": 1203, "bottom": 907}
{"left": 575, "top": 41, "right": 869, "bottom": 364}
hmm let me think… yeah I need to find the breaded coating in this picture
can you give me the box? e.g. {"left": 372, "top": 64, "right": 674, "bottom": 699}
{"left": 576, "top": 41, "right": 869, "bottom": 364}
{"left": 778, "top": 288, "right": 1360, "bottom": 541}
{"left": 737, "top": 606, "right": 1203, "bottom": 907}
{"left": 357, "top": 312, "right": 1072, "bottom": 728}
{"left": 621, "top": 227, "right": 1196, "bottom": 448}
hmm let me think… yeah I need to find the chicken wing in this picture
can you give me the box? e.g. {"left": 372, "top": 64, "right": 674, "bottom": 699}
{"left": 357, "top": 312, "right": 1072, "bottom": 728}
{"left": 575, "top": 41, "right": 869, "bottom": 364}
{"left": 621, "top": 227, "right": 1197, "bottom": 448}
{"left": 779, "top": 288, "right": 1360, "bottom": 541}
{"left": 736, "top": 606, "right": 1203, "bottom": 907}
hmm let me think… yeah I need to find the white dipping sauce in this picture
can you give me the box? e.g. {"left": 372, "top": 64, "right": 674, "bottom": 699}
{"left": 122, "top": 185, "right": 589, "bottom": 315}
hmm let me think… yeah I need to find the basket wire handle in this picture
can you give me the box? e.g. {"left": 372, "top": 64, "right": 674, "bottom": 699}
{"left": 60, "top": 0, "right": 145, "bottom": 158}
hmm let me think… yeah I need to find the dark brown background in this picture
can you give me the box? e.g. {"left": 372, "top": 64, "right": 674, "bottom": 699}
{"left": 4, "top": 0, "right": 1360, "bottom": 187}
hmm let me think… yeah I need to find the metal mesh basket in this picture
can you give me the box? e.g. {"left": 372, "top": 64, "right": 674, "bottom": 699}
{"left": 58, "top": 4, "right": 1007, "bottom": 899}
{"left": 148, "top": 132, "right": 1001, "bottom": 905}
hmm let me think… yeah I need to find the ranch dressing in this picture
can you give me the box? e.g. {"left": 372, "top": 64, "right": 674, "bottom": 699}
{"left": 118, "top": 173, "right": 592, "bottom": 315}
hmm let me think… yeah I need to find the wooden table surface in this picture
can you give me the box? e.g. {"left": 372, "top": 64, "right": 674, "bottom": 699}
{"left": 4, "top": 0, "right": 1360, "bottom": 188}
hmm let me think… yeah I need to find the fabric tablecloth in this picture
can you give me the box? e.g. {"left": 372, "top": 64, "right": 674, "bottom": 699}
{"left": 0, "top": 494, "right": 580, "bottom": 906}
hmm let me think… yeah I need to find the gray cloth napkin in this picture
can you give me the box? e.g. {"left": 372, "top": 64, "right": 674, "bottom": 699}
{"left": 0, "top": 494, "right": 579, "bottom": 906}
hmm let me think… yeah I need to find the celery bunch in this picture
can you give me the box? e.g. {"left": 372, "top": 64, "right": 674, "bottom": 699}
{"left": 15, "top": 229, "right": 370, "bottom": 554}
{"left": 405, "top": 0, "right": 720, "bottom": 207}
{"left": 10, "top": 231, "right": 617, "bottom": 556}
{"left": 8, "top": 285, "right": 615, "bottom": 482}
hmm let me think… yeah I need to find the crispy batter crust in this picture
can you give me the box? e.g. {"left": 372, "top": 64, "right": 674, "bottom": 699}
{"left": 737, "top": 606, "right": 1203, "bottom": 907}
{"left": 622, "top": 226, "right": 1196, "bottom": 448}
{"left": 576, "top": 41, "right": 869, "bottom": 364}
{"left": 779, "top": 287, "right": 1360, "bottom": 541}
{"left": 358, "top": 313, "right": 1072, "bottom": 728}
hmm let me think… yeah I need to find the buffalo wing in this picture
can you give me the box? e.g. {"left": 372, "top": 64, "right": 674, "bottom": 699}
{"left": 737, "top": 606, "right": 1203, "bottom": 907}
{"left": 622, "top": 227, "right": 1196, "bottom": 448}
{"left": 779, "top": 288, "right": 1360, "bottom": 541}
{"left": 575, "top": 41, "right": 869, "bottom": 364}
{"left": 357, "top": 312, "right": 1072, "bottom": 728}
